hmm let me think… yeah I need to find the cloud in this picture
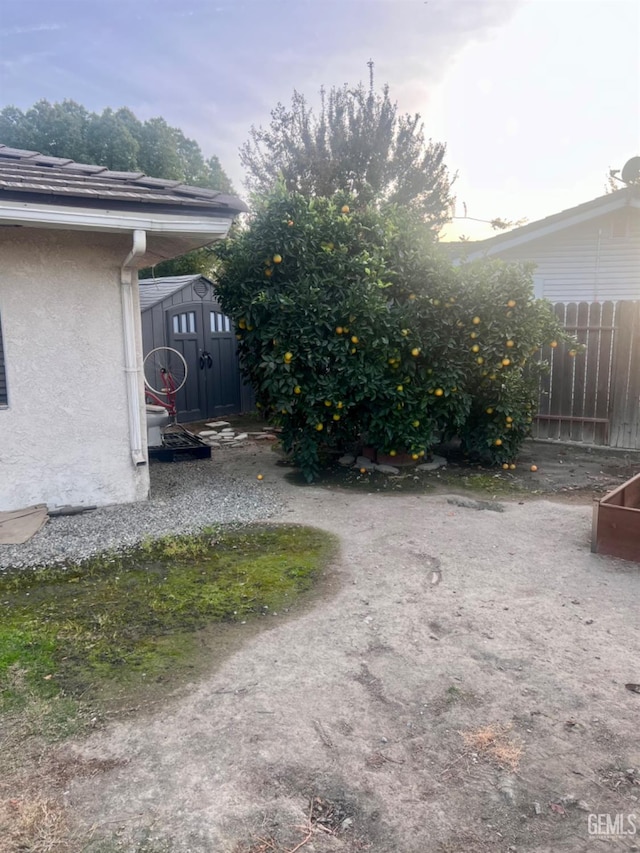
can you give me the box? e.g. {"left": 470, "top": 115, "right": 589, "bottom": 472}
{"left": 0, "top": 23, "right": 64, "bottom": 37}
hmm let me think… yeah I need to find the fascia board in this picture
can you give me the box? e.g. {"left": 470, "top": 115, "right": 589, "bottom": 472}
{"left": 0, "top": 200, "right": 233, "bottom": 236}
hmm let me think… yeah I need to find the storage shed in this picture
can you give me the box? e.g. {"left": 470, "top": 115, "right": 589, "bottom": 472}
{"left": 139, "top": 274, "right": 252, "bottom": 422}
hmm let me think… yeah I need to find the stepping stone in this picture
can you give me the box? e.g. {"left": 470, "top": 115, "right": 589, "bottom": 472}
{"left": 206, "top": 421, "right": 230, "bottom": 429}
{"left": 234, "top": 433, "right": 249, "bottom": 441}
{"left": 339, "top": 454, "right": 356, "bottom": 467}
{"left": 375, "top": 464, "right": 400, "bottom": 475}
{"left": 417, "top": 455, "right": 447, "bottom": 472}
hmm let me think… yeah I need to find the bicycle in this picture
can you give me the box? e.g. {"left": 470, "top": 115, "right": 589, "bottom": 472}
{"left": 143, "top": 347, "right": 188, "bottom": 421}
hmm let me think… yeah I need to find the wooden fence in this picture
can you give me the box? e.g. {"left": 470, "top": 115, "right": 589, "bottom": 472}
{"left": 532, "top": 301, "right": 640, "bottom": 450}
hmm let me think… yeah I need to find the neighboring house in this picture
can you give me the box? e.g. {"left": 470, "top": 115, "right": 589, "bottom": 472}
{"left": 448, "top": 186, "right": 640, "bottom": 302}
{"left": 0, "top": 144, "right": 247, "bottom": 512}
{"left": 139, "top": 274, "right": 253, "bottom": 422}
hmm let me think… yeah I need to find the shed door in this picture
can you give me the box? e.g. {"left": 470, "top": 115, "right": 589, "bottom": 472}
{"left": 204, "top": 307, "right": 241, "bottom": 417}
{"left": 166, "top": 306, "right": 205, "bottom": 421}
{"left": 166, "top": 303, "right": 241, "bottom": 421}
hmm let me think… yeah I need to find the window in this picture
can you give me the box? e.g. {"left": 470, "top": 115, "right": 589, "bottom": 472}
{"left": 0, "top": 314, "right": 7, "bottom": 406}
{"left": 210, "top": 312, "right": 231, "bottom": 333}
{"left": 172, "top": 311, "right": 196, "bottom": 334}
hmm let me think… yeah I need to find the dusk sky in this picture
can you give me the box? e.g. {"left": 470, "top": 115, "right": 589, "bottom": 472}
{"left": 1, "top": 0, "right": 638, "bottom": 239}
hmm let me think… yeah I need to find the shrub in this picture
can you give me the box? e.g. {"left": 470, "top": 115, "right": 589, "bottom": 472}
{"left": 214, "top": 189, "right": 575, "bottom": 479}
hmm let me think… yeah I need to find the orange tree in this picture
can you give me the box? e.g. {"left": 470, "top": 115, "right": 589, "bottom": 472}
{"left": 214, "top": 189, "right": 574, "bottom": 479}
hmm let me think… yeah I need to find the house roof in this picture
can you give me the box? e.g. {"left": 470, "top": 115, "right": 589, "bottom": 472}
{"left": 138, "top": 274, "right": 214, "bottom": 311}
{"left": 0, "top": 144, "right": 248, "bottom": 214}
{"left": 447, "top": 185, "right": 640, "bottom": 260}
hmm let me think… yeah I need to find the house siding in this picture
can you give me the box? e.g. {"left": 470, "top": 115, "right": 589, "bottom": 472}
{"left": 0, "top": 228, "right": 150, "bottom": 511}
{"left": 493, "top": 210, "right": 640, "bottom": 303}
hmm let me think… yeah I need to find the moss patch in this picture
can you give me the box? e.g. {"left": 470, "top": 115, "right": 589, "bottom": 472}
{"left": 0, "top": 524, "right": 334, "bottom": 739}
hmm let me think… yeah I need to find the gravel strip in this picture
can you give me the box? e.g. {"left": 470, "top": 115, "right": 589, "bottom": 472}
{"left": 0, "top": 457, "right": 287, "bottom": 571}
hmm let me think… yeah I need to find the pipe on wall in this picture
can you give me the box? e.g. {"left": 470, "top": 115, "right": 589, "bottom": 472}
{"left": 120, "top": 229, "right": 147, "bottom": 466}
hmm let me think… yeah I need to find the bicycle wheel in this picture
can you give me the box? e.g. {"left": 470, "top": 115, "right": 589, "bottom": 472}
{"left": 143, "top": 347, "right": 188, "bottom": 396}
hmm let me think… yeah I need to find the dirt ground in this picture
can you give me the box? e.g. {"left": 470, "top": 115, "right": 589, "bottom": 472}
{"left": 10, "top": 441, "right": 640, "bottom": 852}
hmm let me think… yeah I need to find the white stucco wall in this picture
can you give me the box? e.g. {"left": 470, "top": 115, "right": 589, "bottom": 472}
{"left": 0, "top": 228, "right": 150, "bottom": 511}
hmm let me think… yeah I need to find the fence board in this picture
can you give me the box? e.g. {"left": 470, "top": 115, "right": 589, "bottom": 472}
{"left": 534, "top": 300, "right": 640, "bottom": 450}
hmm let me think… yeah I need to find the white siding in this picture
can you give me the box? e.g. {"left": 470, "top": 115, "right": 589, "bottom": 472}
{"left": 0, "top": 228, "right": 150, "bottom": 511}
{"left": 492, "top": 209, "right": 640, "bottom": 302}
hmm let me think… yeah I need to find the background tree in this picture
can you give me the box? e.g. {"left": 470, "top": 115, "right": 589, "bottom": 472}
{"left": 0, "top": 99, "right": 236, "bottom": 278}
{"left": 240, "top": 63, "right": 453, "bottom": 229}
{"left": 0, "top": 99, "right": 234, "bottom": 190}
{"left": 214, "top": 189, "right": 574, "bottom": 481}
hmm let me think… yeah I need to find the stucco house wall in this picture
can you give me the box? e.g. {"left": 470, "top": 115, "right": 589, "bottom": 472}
{"left": 0, "top": 228, "right": 149, "bottom": 510}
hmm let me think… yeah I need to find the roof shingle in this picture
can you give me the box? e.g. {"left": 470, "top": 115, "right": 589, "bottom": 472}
{"left": 0, "top": 144, "right": 248, "bottom": 214}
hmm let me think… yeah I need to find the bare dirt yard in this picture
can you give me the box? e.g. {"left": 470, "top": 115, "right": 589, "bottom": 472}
{"left": 5, "top": 439, "right": 640, "bottom": 852}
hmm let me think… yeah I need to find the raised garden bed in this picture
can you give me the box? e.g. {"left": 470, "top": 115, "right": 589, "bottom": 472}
{"left": 592, "top": 471, "right": 640, "bottom": 562}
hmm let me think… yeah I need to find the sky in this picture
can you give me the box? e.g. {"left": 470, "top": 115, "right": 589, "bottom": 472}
{"left": 0, "top": 0, "right": 638, "bottom": 240}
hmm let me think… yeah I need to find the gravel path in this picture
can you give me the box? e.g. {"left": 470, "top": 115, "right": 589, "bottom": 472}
{"left": 0, "top": 450, "right": 286, "bottom": 570}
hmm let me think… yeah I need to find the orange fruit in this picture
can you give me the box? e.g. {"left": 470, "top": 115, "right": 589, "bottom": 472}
{"left": 284, "top": 352, "right": 293, "bottom": 363}
{"left": 502, "top": 358, "right": 511, "bottom": 366}
{"left": 530, "top": 464, "right": 538, "bottom": 472}
{"left": 333, "top": 413, "right": 341, "bottom": 421}
{"left": 336, "top": 326, "right": 343, "bottom": 334}
{"left": 351, "top": 335, "right": 359, "bottom": 344}
{"left": 336, "top": 401, "right": 344, "bottom": 409}
{"left": 294, "top": 386, "right": 301, "bottom": 395}
{"left": 477, "top": 356, "right": 484, "bottom": 365}
{"left": 341, "top": 205, "right": 350, "bottom": 214}
{"left": 509, "top": 463, "right": 516, "bottom": 470}
{"left": 350, "top": 348, "right": 356, "bottom": 354}
{"left": 412, "top": 453, "right": 419, "bottom": 460}
{"left": 550, "top": 340, "right": 558, "bottom": 348}
{"left": 494, "top": 438, "right": 503, "bottom": 446}
{"left": 507, "top": 299, "right": 516, "bottom": 308}
{"left": 264, "top": 268, "right": 273, "bottom": 277}
{"left": 568, "top": 349, "right": 577, "bottom": 357}
{"left": 434, "top": 388, "right": 444, "bottom": 397}
{"left": 412, "top": 419, "right": 420, "bottom": 427}
{"left": 472, "top": 316, "right": 481, "bottom": 325}
{"left": 273, "top": 254, "right": 282, "bottom": 264}
{"left": 324, "top": 400, "right": 332, "bottom": 407}
{"left": 470, "top": 331, "right": 478, "bottom": 339}
{"left": 315, "top": 423, "right": 324, "bottom": 431}
{"left": 506, "top": 416, "right": 513, "bottom": 423}
{"left": 486, "top": 407, "right": 494, "bottom": 414}
{"left": 506, "top": 340, "right": 515, "bottom": 348}
{"left": 389, "top": 450, "right": 397, "bottom": 457}
{"left": 257, "top": 474, "right": 264, "bottom": 480}
{"left": 408, "top": 293, "right": 416, "bottom": 301}
{"left": 360, "top": 467, "right": 367, "bottom": 474}
{"left": 471, "top": 344, "right": 480, "bottom": 353}
{"left": 502, "top": 463, "right": 509, "bottom": 470}
{"left": 411, "top": 347, "right": 420, "bottom": 357}
{"left": 397, "top": 384, "right": 404, "bottom": 392}
{"left": 401, "top": 328, "right": 409, "bottom": 336}
{"left": 287, "top": 220, "right": 294, "bottom": 226}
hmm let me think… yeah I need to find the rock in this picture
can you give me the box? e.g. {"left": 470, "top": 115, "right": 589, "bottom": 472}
{"left": 234, "top": 433, "right": 249, "bottom": 441}
{"left": 338, "top": 454, "right": 356, "bottom": 467}
{"left": 447, "top": 496, "right": 505, "bottom": 513}
{"left": 533, "top": 802, "right": 542, "bottom": 815}
{"left": 416, "top": 454, "right": 447, "bottom": 471}
{"left": 375, "top": 464, "right": 400, "bottom": 475}
{"left": 198, "top": 430, "right": 219, "bottom": 437}
{"left": 206, "top": 421, "right": 230, "bottom": 429}
{"left": 354, "top": 456, "right": 376, "bottom": 471}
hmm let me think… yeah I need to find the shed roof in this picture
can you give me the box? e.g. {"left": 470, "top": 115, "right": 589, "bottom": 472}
{"left": 0, "top": 144, "right": 248, "bottom": 214}
{"left": 138, "top": 274, "right": 213, "bottom": 311}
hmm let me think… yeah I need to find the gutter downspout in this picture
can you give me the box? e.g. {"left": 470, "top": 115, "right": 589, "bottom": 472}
{"left": 120, "top": 229, "right": 147, "bottom": 466}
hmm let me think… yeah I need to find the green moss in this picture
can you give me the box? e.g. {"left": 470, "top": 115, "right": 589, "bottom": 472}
{"left": 0, "top": 524, "right": 334, "bottom": 728}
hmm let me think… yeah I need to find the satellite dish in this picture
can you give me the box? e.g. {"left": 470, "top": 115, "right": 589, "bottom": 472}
{"left": 620, "top": 156, "right": 640, "bottom": 185}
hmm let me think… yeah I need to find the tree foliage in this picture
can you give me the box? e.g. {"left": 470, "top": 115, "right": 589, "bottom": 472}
{"left": 240, "top": 65, "right": 453, "bottom": 229}
{"left": 214, "top": 189, "right": 575, "bottom": 481}
{"left": 0, "top": 99, "right": 234, "bottom": 191}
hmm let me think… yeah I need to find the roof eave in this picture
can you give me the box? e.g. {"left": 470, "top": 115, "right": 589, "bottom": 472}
{"left": 457, "top": 190, "right": 640, "bottom": 261}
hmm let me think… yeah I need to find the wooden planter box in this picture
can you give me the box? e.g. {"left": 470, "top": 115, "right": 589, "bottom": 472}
{"left": 592, "top": 471, "right": 640, "bottom": 562}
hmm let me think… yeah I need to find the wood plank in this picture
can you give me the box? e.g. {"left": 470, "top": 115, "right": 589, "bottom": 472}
{"left": 582, "top": 302, "right": 600, "bottom": 445}
{"left": 570, "top": 302, "right": 590, "bottom": 441}
{"left": 560, "top": 303, "right": 578, "bottom": 440}
{"left": 609, "top": 301, "right": 640, "bottom": 449}
{"left": 595, "top": 302, "right": 616, "bottom": 445}
{"left": 546, "top": 303, "right": 567, "bottom": 440}
{"left": 593, "top": 502, "right": 640, "bottom": 563}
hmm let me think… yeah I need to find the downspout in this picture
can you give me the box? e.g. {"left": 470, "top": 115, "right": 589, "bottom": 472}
{"left": 120, "top": 229, "right": 147, "bottom": 466}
